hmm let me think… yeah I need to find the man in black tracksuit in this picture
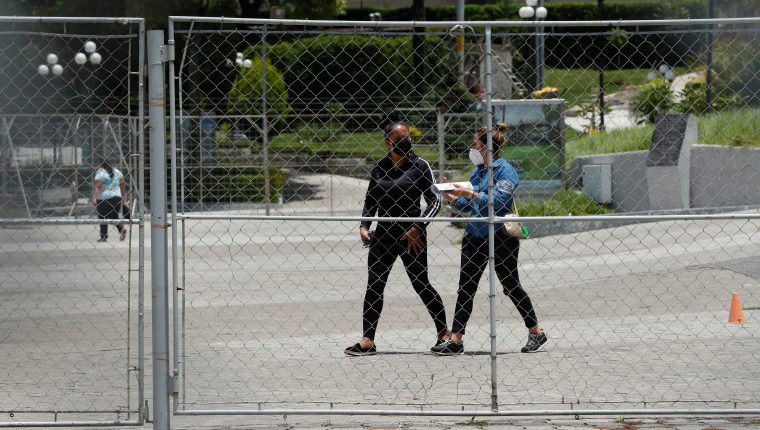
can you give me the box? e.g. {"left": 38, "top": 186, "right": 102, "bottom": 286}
{"left": 345, "top": 122, "right": 449, "bottom": 356}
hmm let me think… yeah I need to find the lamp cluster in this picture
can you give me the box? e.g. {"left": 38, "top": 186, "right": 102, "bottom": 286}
{"left": 647, "top": 64, "right": 677, "bottom": 82}
{"left": 233, "top": 52, "right": 253, "bottom": 69}
{"left": 518, "top": 0, "right": 547, "bottom": 19}
{"left": 37, "top": 40, "right": 103, "bottom": 77}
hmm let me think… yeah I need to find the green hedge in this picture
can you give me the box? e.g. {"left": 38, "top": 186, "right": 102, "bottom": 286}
{"left": 343, "top": 1, "right": 707, "bottom": 72}
{"left": 267, "top": 34, "right": 464, "bottom": 113}
{"left": 342, "top": 1, "right": 707, "bottom": 22}
{"left": 181, "top": 167, "right": 284, "bottom": 204}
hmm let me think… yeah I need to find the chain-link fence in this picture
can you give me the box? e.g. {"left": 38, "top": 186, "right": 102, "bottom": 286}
{"left": 0, "top": 17, "right": 145, "bottom": 426}
{"left": 165, "top": 17, "right": 760, "bottom": 417}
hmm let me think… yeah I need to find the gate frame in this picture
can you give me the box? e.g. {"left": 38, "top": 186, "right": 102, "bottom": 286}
{"left": 166, "top": 15, "right": 760, "bottom": 419}
{"left": 0, "top": 16, "right": 146, "bottom": 428}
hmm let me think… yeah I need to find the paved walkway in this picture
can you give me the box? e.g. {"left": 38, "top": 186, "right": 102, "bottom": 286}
{"left": 1, "top": 173, "right": 759, "bottom": 429}
{"left": 565, "top": 72, "right": 701, "bottom": 133}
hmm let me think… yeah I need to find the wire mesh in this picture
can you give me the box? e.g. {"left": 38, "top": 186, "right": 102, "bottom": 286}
{"left": 0, "top": 17, "right": 144, "bottom": 426}
{"left": 170, "top": 18, "right": 760, "bottom": 415}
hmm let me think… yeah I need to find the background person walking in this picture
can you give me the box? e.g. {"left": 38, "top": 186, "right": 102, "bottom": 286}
{"left": 92, "top": 161, "right": 128, "bottom": 243}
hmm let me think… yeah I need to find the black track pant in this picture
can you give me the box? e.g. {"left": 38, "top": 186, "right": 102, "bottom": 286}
{"left": 362, "top": 233, "right": 447, "bottom": 340}
{"left": 451, "top": 233, "right": 538, "bottom": 334}
{"left": 96, "top": 197, "right": 125, "bottom": 239}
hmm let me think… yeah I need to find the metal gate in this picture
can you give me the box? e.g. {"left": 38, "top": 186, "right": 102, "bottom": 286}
{"left": 0, "top": 17, "right": 146, "bottom": 426}
{"left": 165, "top": 16, "right": 760, "bottom": 418}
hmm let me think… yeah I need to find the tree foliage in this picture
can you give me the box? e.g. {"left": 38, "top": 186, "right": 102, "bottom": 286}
{"left": 227, "top": 56, "right": 290, "bottom": 127}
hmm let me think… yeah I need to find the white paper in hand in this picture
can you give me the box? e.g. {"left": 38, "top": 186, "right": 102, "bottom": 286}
{"left": 431, "top": 181, "right": 473, "bottom": 196}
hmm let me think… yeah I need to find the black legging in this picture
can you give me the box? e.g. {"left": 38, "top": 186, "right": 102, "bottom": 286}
{"left": 362, "top": 230, "right": 447, "bottom": 340}
{"left": 452, "top": 233, "right": 538, "bottom": 334}
{"left": 96, "top": 197, "right": 125, "bottom": 239}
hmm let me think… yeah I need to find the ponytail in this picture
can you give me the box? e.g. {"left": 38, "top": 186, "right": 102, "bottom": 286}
{"left": 100, "top": 161, "right": 114, "bottom": 179}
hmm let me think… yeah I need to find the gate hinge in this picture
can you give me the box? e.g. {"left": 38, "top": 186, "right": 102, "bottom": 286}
{"left": 160, "top": 42, "right": 175, "bottom": 63}
{"left": 169, "top": 371, "right": 179, "bottom": 394}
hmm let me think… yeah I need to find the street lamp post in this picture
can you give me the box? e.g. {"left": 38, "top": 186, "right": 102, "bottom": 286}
{"left": 519, "top": 0, "right": 547, "bottom": 92}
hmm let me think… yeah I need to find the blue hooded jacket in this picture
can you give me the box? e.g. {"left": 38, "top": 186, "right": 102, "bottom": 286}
{"left": 450, "top": 157, "right": 519, "bottom": 237}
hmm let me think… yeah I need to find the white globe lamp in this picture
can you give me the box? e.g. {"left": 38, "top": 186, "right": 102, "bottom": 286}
{"left": 38, "top": 64, "right": 50, "bottom": 76}
{"left": 90, "top": 52, "right": 102, "bottom": 65}
{"left": 525, "top": 0, "right": 538, "bottom": 7}
{"left": 46, "top": 53, "right": 58, "bottom": 65}
{"left": 535, "top": 6, "right": 547, "bottom": 19}
{"left": 519, "top": 6, "right": 535, "bottom": 18}
{"left": 74, "top": 52, "right": 87, "bottom": 65}
{"left": 84, "top": 40, "right": 97, "bottom": 54}
{"left": 52, "top": 64, "right": 63, "bottom": 76}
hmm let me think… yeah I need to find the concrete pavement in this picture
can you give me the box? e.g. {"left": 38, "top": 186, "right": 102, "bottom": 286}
{"left": 1, "top": 173, "right": 759, "bottom": 428}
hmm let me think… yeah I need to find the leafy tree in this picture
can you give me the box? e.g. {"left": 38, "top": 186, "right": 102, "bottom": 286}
{"left": 204, "top": 0, "right": 346, "bottom": 19}
{"left": 227, "top": 56, "right": 290, "bottom": 128}
{"left": 633, "top": 78, "right": 673, "bottom": 124}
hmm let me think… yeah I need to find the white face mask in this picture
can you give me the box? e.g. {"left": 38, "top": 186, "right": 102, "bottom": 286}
{"left": 468, "top": 148, "right": 484, "bottom": 166}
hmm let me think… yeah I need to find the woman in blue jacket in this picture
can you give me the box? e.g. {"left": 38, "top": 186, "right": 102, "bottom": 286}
{"left": 431, "top": 124, "right": 547, "bottom": 355}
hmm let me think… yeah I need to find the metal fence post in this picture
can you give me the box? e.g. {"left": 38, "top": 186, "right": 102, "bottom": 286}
{"left": 437, "top": 111, "right": 445, "bottom": 181}
{"left": 137, "top": 20, "right": 147, "bottom": 425}
{"left": 167, "top": 18, "right": 181, "bottom": 413}
{"left": 261, "top": 25, "right": 270, "bottom": 215}
{"left": 484, "top": 24, "right": 499, "bottom": 413}
{"left": 148, "top": 29, "right": 171, "bottom": 430}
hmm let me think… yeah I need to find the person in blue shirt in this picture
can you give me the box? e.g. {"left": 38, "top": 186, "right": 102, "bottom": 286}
{"left": 431, "top": 123, "right": 547, "bottom": 355}
{"left": 92, "top": 161, "right": 128, "bottom": 242}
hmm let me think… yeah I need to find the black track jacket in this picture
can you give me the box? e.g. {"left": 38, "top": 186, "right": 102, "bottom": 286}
{"left": 361, "top": 153, "right": 441, "bottom": 237}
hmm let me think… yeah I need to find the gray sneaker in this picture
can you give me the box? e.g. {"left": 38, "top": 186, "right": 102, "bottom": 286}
{"left": 521, "top": 332, "right": 547, "bottom": 353}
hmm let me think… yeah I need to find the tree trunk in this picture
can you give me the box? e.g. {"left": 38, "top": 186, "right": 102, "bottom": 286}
{"left": 412, "top": 0, "right": 426, "bottom": 101}
{"left": 238, "top": 0, "right": 263, "bottom": 18}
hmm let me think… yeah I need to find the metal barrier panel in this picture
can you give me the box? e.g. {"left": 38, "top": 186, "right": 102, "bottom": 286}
{"left": 168, "top": 17, "right": 760, "bottom": 416}
{"left": 0, "top": 17, "right": 145, "bottom": 426}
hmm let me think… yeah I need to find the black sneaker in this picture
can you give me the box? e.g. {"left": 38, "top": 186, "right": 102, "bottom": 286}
{"left": 97, "top": 237, "right": 107, "bottom": 243}
{"left": 521, "top": 332, "right": 548, "bottom": 353}
{"left": 431, "top": 340, "right": 464, "bottom": 355}
{"left": 344, "top": 343, "right": 377, "bottom": 356}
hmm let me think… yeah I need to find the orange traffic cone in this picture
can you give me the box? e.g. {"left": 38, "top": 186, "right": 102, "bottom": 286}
{"left": 728, "top": 292, "right": 746, "bottom": 324}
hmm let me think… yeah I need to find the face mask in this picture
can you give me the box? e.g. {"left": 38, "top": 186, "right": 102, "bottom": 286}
{"left": 468, "top": 148, "right": 484, "bottom": 165}
{"left": 392, "top": 136, "right": 413, "bottom": 156}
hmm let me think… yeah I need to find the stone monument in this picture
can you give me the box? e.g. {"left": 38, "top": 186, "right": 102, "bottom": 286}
{"left": 646, "top": 114, "right": 696, "bottom": 210}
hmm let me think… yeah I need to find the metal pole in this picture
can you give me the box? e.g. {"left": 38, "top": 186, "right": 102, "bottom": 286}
{"left": 705, "top": 0, "right": 715, "bottom": 113}
{"left": 484, "top": 25, "right": 499, "bottom": 413}
{"left": 537, "top": 0, "right": 545, "bottom": 90}
{"left": 167, "top": 18, "right": 181, "bottom": 412}
{"left": 136, "top": 20, "right": 146, "bottom": 426}
{"left": 456, "top": 0, "right": 465, "bottom": 78}
{"left": 598, "top": 68, "right": 605, "bottom": 131}
{"left": 437, "top": 111, "right": 445, "bottom": 182}
{"left": 598, "top": 1, "right": 605, "bottom": 132}
{"left": 147, "top": 29, "right": 171, "bottom": 430}
{"left": 261, "top": 25, "right": 271, "bottom": 215}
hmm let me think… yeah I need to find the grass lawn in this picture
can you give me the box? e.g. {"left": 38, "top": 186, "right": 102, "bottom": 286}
{"left": 566, "top": 108, "right": 760, "bottom": 169}
{"left": 269, "top": 130, "right": 455, "bottom": 164}
{"left": 545, "top": 66, "right": 691, "bottom": 108}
